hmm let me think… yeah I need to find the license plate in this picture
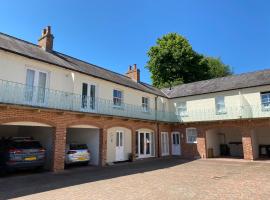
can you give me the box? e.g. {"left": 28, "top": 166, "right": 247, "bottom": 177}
{"left": 78, "top": 157, "right": 86, "bottom": 161}
{"left": 25, "top": 156, "right": 37, "bottom": 161}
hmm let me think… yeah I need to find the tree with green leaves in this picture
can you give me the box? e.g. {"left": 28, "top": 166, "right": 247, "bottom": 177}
{"left": 203, "top": 56, "right": 232, "bottom": 78}
{"left": 146, "top": 33, "right": 232, "bottom": 88}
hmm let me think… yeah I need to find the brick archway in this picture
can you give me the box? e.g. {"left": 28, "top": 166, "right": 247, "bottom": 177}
{"left": 104, "top": 123, "right": 134, "bottom": 131}
{"left": 0, "top": 117, "right": 56, "bottom": 127}
{"left": 66, "top": 120, "right": 103, "bottom": 129}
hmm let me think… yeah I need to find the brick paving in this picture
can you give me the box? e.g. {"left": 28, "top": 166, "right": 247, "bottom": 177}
{"left": 0, "top": 158, "right": 270, "bottom": 200}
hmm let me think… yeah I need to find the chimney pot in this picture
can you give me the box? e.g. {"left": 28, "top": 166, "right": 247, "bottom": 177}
{"left": 38, "top": 26, "right": 54, "bottom": 52}
{"left": 125, "top": 64, "right": 140, "bottom": 82}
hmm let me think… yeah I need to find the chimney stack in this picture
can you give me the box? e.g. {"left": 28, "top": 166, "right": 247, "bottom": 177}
{"left": 38, "top": 26, "right": 54, "bottom": 51}
{"left": 126, "top": 64, "right": 140, "bottom": 82}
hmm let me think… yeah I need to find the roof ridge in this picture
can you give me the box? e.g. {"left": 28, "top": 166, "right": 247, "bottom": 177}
{"left": 167, "top": 68, "right": 270, "bottom": 90}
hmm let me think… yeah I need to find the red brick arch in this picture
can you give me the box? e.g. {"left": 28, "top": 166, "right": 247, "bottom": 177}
{"left": 0, "top": 117, "right": 56, "bottom": 127}
{"left": 135, "top": 126, "right": 157, "bottom": 133}
{"left": 104, "top": 123, "right": 133, "bottom": 131}
{"left": 66, "top": 120, "right": 103, "bottom": 129}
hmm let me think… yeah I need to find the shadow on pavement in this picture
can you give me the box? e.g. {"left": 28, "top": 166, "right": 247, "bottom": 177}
{"left": 0, "top": 157, "right": 194, "bottom": 199}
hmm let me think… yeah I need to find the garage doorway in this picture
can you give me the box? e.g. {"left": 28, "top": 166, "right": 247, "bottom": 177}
{"left": 0, "top": 122, "right": 54, "bottom": 170}
{"left": 206, "top": 127, "right": 243, "bottom": 159}
{"left": 253, "top": 127, "right": 270, "bottom": 160}
{"left": 66, "top": 126, "right": 100, "bottom": 166}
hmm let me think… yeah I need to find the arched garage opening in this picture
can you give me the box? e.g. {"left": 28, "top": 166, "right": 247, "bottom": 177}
{"left": 0, "top": 121, "right": 54, "bottom": 170}
{"left": 106, "top": 127, "right": 132, "bottom": 164}
{"left": 206, "top": 126, "right": 243, "bottom": 159}
{"left": 66, "top": 125, "right": 100, "bottom": 166}
{"left": 252, "top": 126, "right": 270, "bottom": 160}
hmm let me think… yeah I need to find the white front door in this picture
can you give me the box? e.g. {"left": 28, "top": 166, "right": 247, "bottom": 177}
{"left": 172, "top": 132, "right": 181, "bottom": 155}
{"left": 161, "top": 132, "right": 169, "bottom": 156}
{"left": 115, "top": 131, "right": 124, "bottom": 161}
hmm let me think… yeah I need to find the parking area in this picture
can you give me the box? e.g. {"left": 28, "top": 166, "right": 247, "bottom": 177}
{"left": 0, "top": 158, "right": 270, "bottom": 200}
{"left": 66, "top": 127, "right": 100, "bottom": 166}
{"left": 0, "top": 124, "right": 54, "bottom": 170}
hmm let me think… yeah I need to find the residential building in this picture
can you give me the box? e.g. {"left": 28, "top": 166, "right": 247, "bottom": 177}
{"left": 0, "top": 26, "right": 269, "bottom": 171}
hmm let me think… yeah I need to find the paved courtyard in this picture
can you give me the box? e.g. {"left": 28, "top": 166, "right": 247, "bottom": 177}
{"left": 0, "top": 158, "right": 270, "bottom": 200}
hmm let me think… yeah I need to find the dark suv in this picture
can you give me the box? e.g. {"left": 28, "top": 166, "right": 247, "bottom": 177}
{"left": 0, "top": 137, "right": 46, "bottom": 172}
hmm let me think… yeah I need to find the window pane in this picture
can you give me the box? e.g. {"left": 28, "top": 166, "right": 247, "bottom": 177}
{"left": 150, "top": 133, "right": 155, "bottom": 156}
{"left": 140, "top": 133, "right": 144, "bottom": 154}
{"left": 90, "top": 85, "right": 96, "bottom": 109}
{"left": 186, "top": 128, "right": 197, "bottom": 143}
{"left": 146, "top": 133, "right": 150, "bottom": 154}
{"left": 82, "top": 83, "right": 88, "bottom": 108}
{"left": 135, "top": 131, "right": 138, "bottom": 154}
{"left": 37, "top": 72, "right": 46, "bottom": 103}
{"left": 120, "top": 132, "right": 123, "bottom": 146}
{"left": 25, "top": 69, "right": 35, "bottom": 102}
{"left": 116, "top": 132, "right": 119, "bottom": 147}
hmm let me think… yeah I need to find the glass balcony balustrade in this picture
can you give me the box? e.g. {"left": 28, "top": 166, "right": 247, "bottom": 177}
{"left": 0, "top": 79, "right": 269, "bottom": 123}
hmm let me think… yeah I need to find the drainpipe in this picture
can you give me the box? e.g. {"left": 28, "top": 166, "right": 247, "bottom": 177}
{"left": 155, "top": 96, "right": 160, "bottom": 157}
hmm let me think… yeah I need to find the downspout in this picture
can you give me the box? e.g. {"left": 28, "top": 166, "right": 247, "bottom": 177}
{"left": 155, "top": 96, "right": 160, "bottom": 157}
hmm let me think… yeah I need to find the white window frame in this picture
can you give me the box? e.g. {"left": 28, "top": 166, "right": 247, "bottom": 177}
{"left": 261, "top": 92, "right": 270, "bottom": 111}
{"left": 177, "top": 102, "right": 188, "bottom": 117}
{"left": 113, "top": 89, "right": 124, "bottom": 108}
{"left": 142, "top": 97, "right": 150, "bottom": 112}
{"left": 215, "top": 96, "right": 226, "bottom": 114}
{"left": 25, "top": 67, "right": 49, "bottom": 105}
{"left": 81, "top": 82, "right": 97, "bottom": 111}
{"left": 186, "top": 128, "right": 197, "bottom": 144}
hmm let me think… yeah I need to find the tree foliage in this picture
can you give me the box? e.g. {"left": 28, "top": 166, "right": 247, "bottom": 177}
{"left": 203, "top": 56, "right": 232, "bottom": 78}
{"left": 146, "top": 33, "right": 233, "bottom": 88}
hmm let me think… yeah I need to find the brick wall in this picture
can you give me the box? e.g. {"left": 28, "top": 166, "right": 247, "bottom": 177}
{"left": 1, "top": 105, "right": 269, "bottom": 172}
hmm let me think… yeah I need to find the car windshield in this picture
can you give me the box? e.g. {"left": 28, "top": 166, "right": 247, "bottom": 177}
{"left": 12, "top": 141, "right": 42, "bottom": 149}
{"left": 70, "top": 144, "right": 88, "bottom": 150}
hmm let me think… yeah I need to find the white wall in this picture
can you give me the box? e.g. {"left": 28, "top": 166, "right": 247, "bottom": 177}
{"left": 170, "top": 85, "right": 270, "bottom": 122}
{"left": 67, "top": 128, "right": 100, "bottom": 165}
{"left": 0, "top": 50, "right": 165, "bottom": 112}
{"left": 106, "top": 127, "right": 131, "bottom": 163}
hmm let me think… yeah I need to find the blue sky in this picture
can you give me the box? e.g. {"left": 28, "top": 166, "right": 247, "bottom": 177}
{"left": 0, "top": 0, "right": 269, "bottom": 84}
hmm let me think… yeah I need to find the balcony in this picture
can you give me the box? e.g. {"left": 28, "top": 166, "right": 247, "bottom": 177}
{"left": 0, "top": 79, "right": 177, "bottom": 122}
{"left": 176, "top": 104, "right": 270, "bottom": 123}
{"left": 1, "top": 79, "right": 268, "bottom": 123}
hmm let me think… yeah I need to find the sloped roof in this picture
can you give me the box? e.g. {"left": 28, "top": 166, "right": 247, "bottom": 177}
{"left": 1, "top": 31, "right": 270, "bottom": 99}
{"left": 0, "top": 32, "right": 166, "bottom": 97}
{"left": 162, "top": 69, "right": 270, "bottom": 98}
